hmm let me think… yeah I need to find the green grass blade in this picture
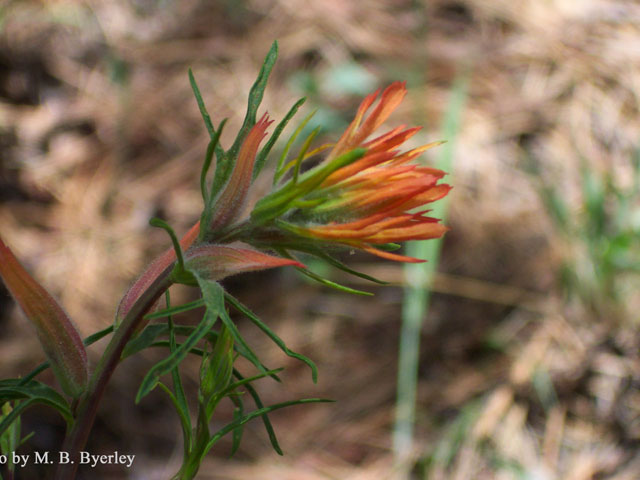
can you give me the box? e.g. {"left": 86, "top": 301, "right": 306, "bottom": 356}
{"left": 393, "top": 70, "right": 469, "bottom": 467}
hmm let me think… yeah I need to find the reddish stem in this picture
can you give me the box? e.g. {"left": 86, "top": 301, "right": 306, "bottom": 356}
{"left": 53, "top": 268, "right": 173, "bottom": 480}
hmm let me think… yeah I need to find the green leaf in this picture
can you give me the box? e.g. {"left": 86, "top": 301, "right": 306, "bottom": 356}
{"left": 229, "top": 41, "right": 278, "bottom": 161}
{"left": 200, "top": 122, "right": 225, "bottom": 207}
{"left": 189, "top": 68, "right": 215, "bottom": 139}
{"left": 144, "top": 298, "right": 205, "bottom": 321}
{"left": 167, "top": 292, "right": 192, "bottom": 452}
{"left": 274, "top": 108, "right": 318, "bottom": 184}
{"left": 149, "top": 217, "right": 186, "bottom": 272}
{"left": 0, "top": 402, "right": 20, "bottom": 461}
{"left": 0, "top": 400, "right": 31, "bottom": 446}
{"left": 218, "top": 303, "right": 280, "bottom": 382}
{"left": 225, "top": 293, "right": 318, "bottom": 383}
{"left": 204, "top": 398, "right": 333, "bottom": 456}
{"left": 218, "top": 369, "right": 283, "bottom": 401}
{"left": 233, "top": 370, "right": 283, "bottom": 455}
{"left": 306, "top": 247, "right": 388, "bottom": 285}
{"left": 193, "top": 271, "right": 281, "bottom": 382}
{"left": 136, "top": 306, "right": 221, "bottom": 402}
{"left": 230, "top": 399, "right": 244, "bottom": 457}
{"left": 121, "top": 324, "right": 168, "bottom": 359}
{"left": 0, "top": 380, "right": 73, "bottom": 431}
{"left": 158, "top": 382, "right": 193, "bottom": 458}
{"left": 297, "top": 266, "right": 373, "bottom": 295}
{"left": 253, "top": 97, "right": 306, "bottom": 180}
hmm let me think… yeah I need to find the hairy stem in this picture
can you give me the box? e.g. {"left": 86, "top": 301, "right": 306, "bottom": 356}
{"left": 53, "top": 267, "right": 174, "bottom": 480}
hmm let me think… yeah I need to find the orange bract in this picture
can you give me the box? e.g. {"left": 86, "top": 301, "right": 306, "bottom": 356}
{"left": 288, "top": 82, "right": 450, "bottom": 262}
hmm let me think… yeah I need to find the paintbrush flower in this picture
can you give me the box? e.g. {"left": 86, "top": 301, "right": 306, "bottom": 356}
{"left": 250, "top": 82, "right": 450, "bottom": 262}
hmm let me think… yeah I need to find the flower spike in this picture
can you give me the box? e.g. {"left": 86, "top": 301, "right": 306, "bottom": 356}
{"left": 247, "top": 81, "right": 450, "bottom": 263}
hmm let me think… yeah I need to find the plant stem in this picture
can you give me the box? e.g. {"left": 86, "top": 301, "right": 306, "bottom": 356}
{"left": 53, "top": 267, "right": 174, "bottom": 480}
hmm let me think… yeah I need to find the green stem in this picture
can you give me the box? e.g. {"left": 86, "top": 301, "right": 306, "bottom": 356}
{"left": 53, "top": 267, "right": 174, "bottom": 480}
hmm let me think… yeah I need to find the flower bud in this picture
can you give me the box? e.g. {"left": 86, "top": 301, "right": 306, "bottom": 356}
{"left": 207, "top": 113, "right": 273, "bottom": 235}
{"left": 199, "top": 325, "right": 234, "bottom": 418}
{"left": 0, "top": 236, "right": 88, "bottom": 397}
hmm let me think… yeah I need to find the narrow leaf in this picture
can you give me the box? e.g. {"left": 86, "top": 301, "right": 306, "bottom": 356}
{"left": 136, "top": 308, "right": 220, "bottom": 402}
{"left": 233, "top": 370, "right": 283, "bottom": 455}
{"left": 274, "top": 109, "right": 318, "bottom": 184}
{"left": 158, "top": 382, "right": 192, "bottom": 457}
{"left": 225, "top": 293, "right": 318, "bottom": 383}
{"left": 204, "top": 398, "right": 333, "bottom": 456}
{"left": 189, "top": 68, "right": 215, "bottom": 139}
{"left": 253, "top": 97, "right": 306, "bottom": 180}
{"left": 218, "top": 304, "right": 280, "bottom": 382}
{"left": 167, "top": 292, "right": 192, "bottom": 445}
{"left": 0, "top": 380, "right": 73, "bottom": 428}
{"left": 144, "top": 298, "right": 205, "bottom": 321}
{"left": 229, "top": 41, "right": 278, "bottom": 160}
{"left": 230, "top": 400, "right": 244, "bottom": 457}
{"left": 121, "top": 324, "right": 167, "bottom": 359}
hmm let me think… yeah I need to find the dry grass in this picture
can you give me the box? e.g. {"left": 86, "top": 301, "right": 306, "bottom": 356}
{"left": 1, "top": 0, "right": 640, "bottom": 478}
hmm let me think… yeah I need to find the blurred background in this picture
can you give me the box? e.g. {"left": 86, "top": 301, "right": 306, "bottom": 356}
{"left": 1, "top": 0, "right": 640, "bottom": 479}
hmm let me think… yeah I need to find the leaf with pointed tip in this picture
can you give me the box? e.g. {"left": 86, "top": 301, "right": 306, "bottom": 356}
{"left": 144, "top": 298, "right": 205, "bottom": 321}
{"left": 225, "top": 293, "right": 318, "bottom": 383}
{"left": 276, "top": 249, "right": 373, "bottom": 296}
{"left": 189, "top": 68, "right": 215, "bottom": 139}
{"left": 230, "top": 399, "right": 244, "bottom": 457}
{"left": 274, "top": 108, "right": 318, "bottom": 184}
{"left": 167, "top": 292, "right": 192, "bottom": 451}
{"left": 229, "top": 41, "right": 278, "bottom": 160}
{"left": 233, "top": 370, "right": 283, "bottom": 455}
{"left": 0, "top": 380, "right": 73, "bottom": 430}
{"left": 204, "top": 398, "right": 333, "bottom": 456}
{"left": 136, "top": 306, "right": 220, "bottom": 402}
{"left": 296, "top": 266, "right": 374, "bottom": 295}
{"left": 305, "top": 247, "right": 387, "bottom": 285}
{"left": 253, "top": 97, "right": 306, "bottom": 180}
{"left": 193, "top": 272, "right": 280, "bottom": 382}
{"left": 200, "top": 120, "right": 226, "bottom": 208}
{"left": 218, "top": 297, "right": 280, "bottom": 382}
{"left": 158, "top": 382, "right": 192, "bottom": 458}
{"left": 122, "top": 324, "right": 168, "bottom": 359}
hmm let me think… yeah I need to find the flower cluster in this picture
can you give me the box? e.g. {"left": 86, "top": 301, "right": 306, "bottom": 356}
{"left": 248, "top": 81, "right": 450, "bottom": 263}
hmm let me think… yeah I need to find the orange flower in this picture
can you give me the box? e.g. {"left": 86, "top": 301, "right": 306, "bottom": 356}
{"left": 252, "top": 82, "right": 450, "bottom": 263}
